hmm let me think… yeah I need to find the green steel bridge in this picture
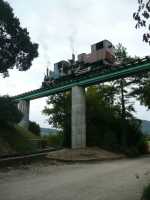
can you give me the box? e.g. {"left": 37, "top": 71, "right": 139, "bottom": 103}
{"left": 14, "top": 57, "right": 150, "bottom": 101}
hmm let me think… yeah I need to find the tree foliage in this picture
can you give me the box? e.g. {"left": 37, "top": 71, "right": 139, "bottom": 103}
{"left": 0, "top": 95, "right": 22, "bottom": 125}
{"left": 114, "top": 43, "right": 136, "bottom": 120}
{"left": 142, "top": 183, "right": 150, "bottom": 200}
{"left": 114, "top": 44, "right": 139, "bottom": 148}
{"left": 133, "top": 0, "right": 150, "bottom": 44}
{"left": 43, "top": 92, "right": 71, "bottom": 147}
{"left": 130, "top": 75, "right": 150, "bottom": 109}
{"left": 43, "top": 92, "right": 71, "bottom": 129}
{"left": 28, "top": 121, "right": 41, "bottom": 136}
{"left": 86, "top": 86, "right": 143, "bottom": 153}
{"left": 0, "top": 0, "right": 38, "bottom": 77}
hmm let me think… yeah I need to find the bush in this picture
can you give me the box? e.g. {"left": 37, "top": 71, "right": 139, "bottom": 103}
{"left": 28, "top": 121, "right": 41, "bottom": 136}
{"left": 42, "top": 132, "right": 63, "bottom": 147}
{"left": 0, "top": 123, "right": 38, "bottom": 153}
{"left": 125, "top": 147, "right": 140, "bottom": 157}
{"left": 138, "top": 139, "right": 150, "bottom": 154}
{"left": 0, "top": 96, "right": 22, "bottom": 125}
{"left": 86, "top": 106, "right": 145, "bottom": 155}
{"left": 142, "top": 184, "right": 150, "bottom": 200}
{"left": 41, "top": 138, "right": 48, "bottom": 149}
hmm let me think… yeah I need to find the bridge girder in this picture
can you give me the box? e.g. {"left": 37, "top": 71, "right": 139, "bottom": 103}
{"left": 13, "top": 57, "right": 150, "bottom": 101}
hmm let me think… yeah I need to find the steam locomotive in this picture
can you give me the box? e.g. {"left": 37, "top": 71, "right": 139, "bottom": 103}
{"left": 42, "top": 40, "right": 116, "bottom": 87}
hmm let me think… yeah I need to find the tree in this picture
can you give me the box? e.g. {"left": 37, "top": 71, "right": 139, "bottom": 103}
{"left": 114, "top": 43, "right": 136, "bottom": 120}
{"left": 130, "top": 75, "right": 150, "bottom": 109}
{"left": 28, "top": 121, "right": 41, "bottom": 136}
{"left": 86, "top": 86, "right": 143, "bottom": 153}
{"left": 43, "top": 92, "right": 71, "bottom": 147}
{"left": 0, "top": 95, "right": 22, "bottom": 125}
{"left": 86, "top": 85, "right": 120, "bottom": 149}
{"left": 133, "top": 0, "right": 150, "bottom": 44}
{"left": 114, "top": 43, "right": 138, "bottom": 149}
{"left": 0, "top": 0, "right": 38, "bottom": 77}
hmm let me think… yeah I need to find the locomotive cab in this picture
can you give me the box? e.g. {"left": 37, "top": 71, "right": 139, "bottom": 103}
{"left": 91, "top": 40, "right": 115, "bottom": 63}
{"left": 91, "top": 40, "right": 114, "bottom": 52}
{"left": 78, "top": 40, "right": 115, "bottom": 64}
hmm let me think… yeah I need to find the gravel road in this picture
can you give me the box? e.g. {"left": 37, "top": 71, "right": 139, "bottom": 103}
{"left": 0, "top": 157, "right": 150, "bottom": 200}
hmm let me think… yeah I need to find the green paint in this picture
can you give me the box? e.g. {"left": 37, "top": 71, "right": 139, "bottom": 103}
{"left": 14, "top": 59, "right": 150, "bottom": 101}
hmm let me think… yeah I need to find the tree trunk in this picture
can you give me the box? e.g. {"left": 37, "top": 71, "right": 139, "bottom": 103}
{"left": 63, "top": 92, "right": 71, "bottom": 148}
{"left": 120, "top": 79, "right": 127, "bottom": 149}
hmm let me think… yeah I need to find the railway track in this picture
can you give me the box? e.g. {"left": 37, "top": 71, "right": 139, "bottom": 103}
{"left": 13, "top": 56, "right": 150, "bottom": 101}
{"left": 0, "top": 147, "right": 61, "bottom": 166}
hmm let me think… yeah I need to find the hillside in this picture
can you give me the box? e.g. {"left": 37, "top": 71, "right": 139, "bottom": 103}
{"left": 41, "top": 120, "right": 150, "bottom": 136}
{"left": 41, "top": 127, "right": 58, "bottom": 135}
{"left": 0, "top": 124, "right": 39, "bottom": 156}
{"left": 0, "top": 137, "right": 12, "bottom": 155}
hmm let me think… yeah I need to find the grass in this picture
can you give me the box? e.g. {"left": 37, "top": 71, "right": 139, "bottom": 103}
{"left": 0, "top": 124, "right": 40, "bottom": 154}
{"left": 142, "top": 184, "right": 150, "bottom": 200}
{"left": 0, "top": 137, "right": 12, "bottom": 155}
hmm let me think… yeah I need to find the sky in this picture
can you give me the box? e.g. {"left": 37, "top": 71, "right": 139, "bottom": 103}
{"left": 0, "top": 0, "right": 150, "bottom": 128}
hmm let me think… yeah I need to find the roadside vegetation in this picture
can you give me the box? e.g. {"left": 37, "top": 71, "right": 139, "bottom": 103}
{"left": 0, "top": 95, "right": 63, "bottom": 155}
{"left": 0, "top": 124, "right": 39, "bottom": 155}
{"left": 29, "top": 121, "right": 41, "bottom": 137}
{"left": 41, "top": 132, "right": 63, "bottom": 148}
{"left": 142, "top": 184, "right": 150, "bottom": 200}
{"left": 0, "top": 96, "right": 40, "bottom": 155}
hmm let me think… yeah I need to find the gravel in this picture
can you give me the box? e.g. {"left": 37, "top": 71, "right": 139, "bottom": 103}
{"left": 0, "top": 156, "right": 150, "bottom": 200}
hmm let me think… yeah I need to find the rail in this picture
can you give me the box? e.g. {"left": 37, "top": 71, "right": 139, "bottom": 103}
{"left": 0, "top": 147, "right": 61, "bottom": 165}
{"left": 13, "top": 57, "right": 150, "bottom": 101}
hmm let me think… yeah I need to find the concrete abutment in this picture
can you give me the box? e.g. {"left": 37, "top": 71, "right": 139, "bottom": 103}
{"left": 18, "top": 100, "right": 30, "bottom": 129}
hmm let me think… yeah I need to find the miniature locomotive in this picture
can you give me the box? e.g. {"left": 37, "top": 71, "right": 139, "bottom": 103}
{"left": 42, "top": 40, "right": 116, "bottom": 87}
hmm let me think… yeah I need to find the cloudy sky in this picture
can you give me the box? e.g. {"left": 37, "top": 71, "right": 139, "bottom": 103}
{"left": 0, "top": 0, "right": 150, "bottom": 127}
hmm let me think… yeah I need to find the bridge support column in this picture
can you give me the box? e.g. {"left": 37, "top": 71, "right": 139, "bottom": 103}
{"left": 71, "top": 86, "right": 86, "bottom": 149}
{"left": 18, "top": 100, "right": 30, "bottom": 129}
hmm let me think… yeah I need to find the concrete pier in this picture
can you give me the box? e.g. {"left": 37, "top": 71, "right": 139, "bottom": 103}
{"left": 18, "top": 100, "right": 30, "bottom": 129}
{"left": 71, "top": 86, "right": 86, "bottom": 148}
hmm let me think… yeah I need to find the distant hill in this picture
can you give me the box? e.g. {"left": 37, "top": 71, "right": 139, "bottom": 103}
{"left": 40, "top": 127, "right": 58, "bottom": 135}
{"left": 141, "top": 120, "right": 150, "bottom": 135}
{"left": 41, "top": 120, "right": 150, "bottom": 135}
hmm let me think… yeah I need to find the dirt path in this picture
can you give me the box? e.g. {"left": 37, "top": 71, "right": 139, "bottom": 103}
{"left": 0, "top": 157, "right": 150, "bottom": 200}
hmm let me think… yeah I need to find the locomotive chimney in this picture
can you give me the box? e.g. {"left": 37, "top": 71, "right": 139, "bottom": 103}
{"left": 46, "top": 67, "right": 49, "bottom": 78}
{"left": 72, "top": 53, "right": 75, "bottom": 64}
